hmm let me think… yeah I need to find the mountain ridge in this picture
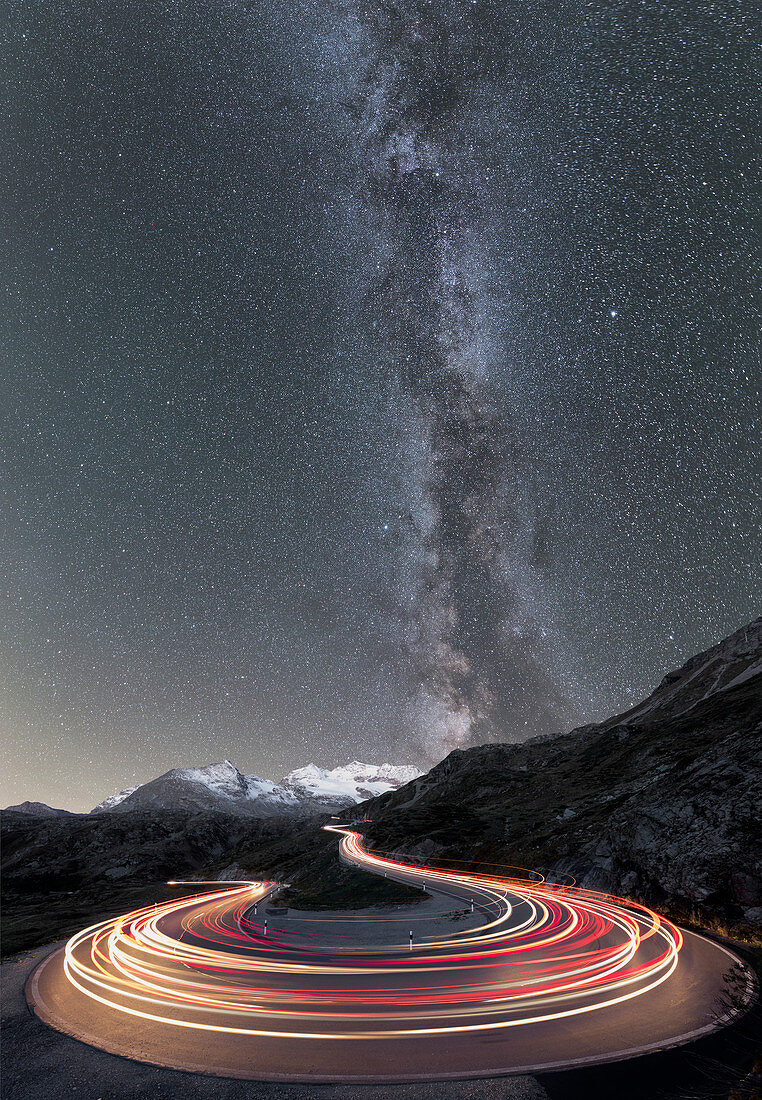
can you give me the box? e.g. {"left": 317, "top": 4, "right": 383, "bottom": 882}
{"left": 3, "top": 800, "right": 78, "bottom": 818}
{"left": 596, "top": 616, "right": 761, "bottom": 729}
{"left": 5, "top": 761, "right": 423, "bottom": 818}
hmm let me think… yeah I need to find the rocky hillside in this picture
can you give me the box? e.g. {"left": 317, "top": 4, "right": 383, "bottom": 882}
{"left": 359, "top": 617, "right": 762, "bottom": 936}
{"left": 3, "top": 801, "right": 77, "bottom": 818}
{"left": 592, "top": 616, "right": 760, "bottom": 729}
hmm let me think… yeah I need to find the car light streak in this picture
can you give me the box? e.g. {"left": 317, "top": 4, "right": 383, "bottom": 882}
{"left": 61, "top": 826, "right": 683, "bottom": 1040}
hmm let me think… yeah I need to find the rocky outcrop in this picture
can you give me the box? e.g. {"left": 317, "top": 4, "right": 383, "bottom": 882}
{"left": 1, "top": 808, "right": 288, "bottom": 895}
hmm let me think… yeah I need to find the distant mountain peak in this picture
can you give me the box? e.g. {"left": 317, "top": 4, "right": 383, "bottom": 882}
{"left": 88, "top": 759, "right": 422, "bottom": 816}
{"left": 4, "top": 800, "right": 76, "bottom": 817}
{"left": 279, "top": 761, "right": 422, "bottom": 805}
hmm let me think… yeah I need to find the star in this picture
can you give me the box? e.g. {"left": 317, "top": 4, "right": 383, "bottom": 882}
{"left": 0, "top": 0, "right": 755, "bottom": 808}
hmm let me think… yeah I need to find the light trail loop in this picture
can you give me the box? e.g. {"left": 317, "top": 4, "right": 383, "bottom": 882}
{"left": 62, "top": 825, "right": 683, "bottom": 1040}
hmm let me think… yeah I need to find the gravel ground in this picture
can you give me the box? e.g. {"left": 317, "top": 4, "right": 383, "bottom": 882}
{"left": 2, "top": 942, "right": 549, "bottom": 1100}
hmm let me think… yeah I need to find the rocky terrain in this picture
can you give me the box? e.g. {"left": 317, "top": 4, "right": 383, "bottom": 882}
{"left": 359, "top": 617, "right": 762, "bottom": 936}
{"left": 0, "top": 803, "right": 426, "bottom": 956}
{"left": 1, "top": 759, "right": 422, "bottom": 955}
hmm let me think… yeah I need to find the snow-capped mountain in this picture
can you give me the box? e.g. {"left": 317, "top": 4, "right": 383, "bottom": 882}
{"left": 93, "top": 786, "right": 140, "bottom": 812}
{"left": 90, "top": 760, "right": 422, "bottom": 816}
{"left": 280, "top": 762, "right": 421, "bottom": 804}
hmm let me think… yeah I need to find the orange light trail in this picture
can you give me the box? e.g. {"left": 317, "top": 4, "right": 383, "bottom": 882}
{"left": 61, "top": 826, "right": 683, "bottom": 1040}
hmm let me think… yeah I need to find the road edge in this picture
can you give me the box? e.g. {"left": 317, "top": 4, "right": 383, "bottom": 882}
{"left": 24, "top": 929, "right": 758, "bottom": 1084}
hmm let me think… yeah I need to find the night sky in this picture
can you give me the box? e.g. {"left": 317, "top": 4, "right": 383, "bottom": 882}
{"left": 2, "top": 1, "right": 759, "bottom": 811}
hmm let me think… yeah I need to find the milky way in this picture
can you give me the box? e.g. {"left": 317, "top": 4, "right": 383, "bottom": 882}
{"left": 1, "top": 0, "right": 759, "bottom": 807}
{"left": 337, "top": 1, "right": 574, "bottom": 758}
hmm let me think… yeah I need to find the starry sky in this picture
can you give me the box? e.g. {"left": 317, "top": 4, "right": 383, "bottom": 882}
{"left": 2, "top": 1, "right": 759, "bottom": 811}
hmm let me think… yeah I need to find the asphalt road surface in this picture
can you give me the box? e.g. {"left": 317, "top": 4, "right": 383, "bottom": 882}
{"left": 27, "top": 825, "right": 755, "bottom": 1083}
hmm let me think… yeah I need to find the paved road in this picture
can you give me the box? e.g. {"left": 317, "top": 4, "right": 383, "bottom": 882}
{"left": 27, "top": 825, "right": 755, "bottom": 1082}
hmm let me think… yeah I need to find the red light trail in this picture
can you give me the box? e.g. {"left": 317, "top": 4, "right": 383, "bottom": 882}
{"left": 60, "top": 824, "right": 685, "bottom": 1040}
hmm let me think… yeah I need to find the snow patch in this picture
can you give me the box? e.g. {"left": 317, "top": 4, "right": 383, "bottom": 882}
{"left": 91, "top": 786, "right": 140, "bottom": 813}
{"left": 279, "top": 761, "right": 422, "bottom": 805}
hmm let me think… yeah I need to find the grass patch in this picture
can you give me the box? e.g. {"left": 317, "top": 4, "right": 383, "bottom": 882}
{"left": 1, "top": 881, "right": 222, "bottom": 958}
{"left": 281, "top": 863, "right": 423, "bottom": 911}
